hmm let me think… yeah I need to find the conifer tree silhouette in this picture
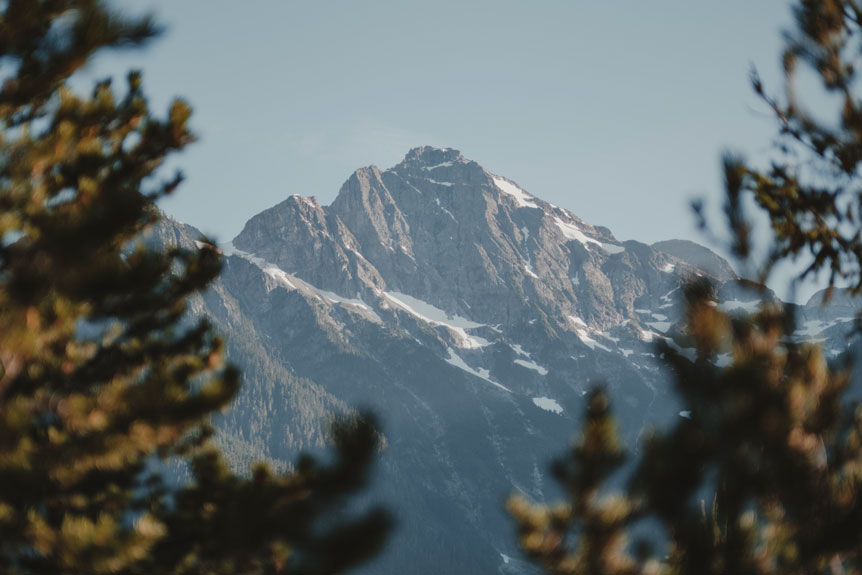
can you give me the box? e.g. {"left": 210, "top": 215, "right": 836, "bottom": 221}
{"left": 0, "top": 2, "right": 390, "bottom": 573}
{"left": 510, "top": 2, "right": 862, "bottom": 573}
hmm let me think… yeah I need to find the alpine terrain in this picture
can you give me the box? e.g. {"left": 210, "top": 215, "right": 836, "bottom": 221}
{"left": 153, "top": 147, "right": 862, "bottom": 574}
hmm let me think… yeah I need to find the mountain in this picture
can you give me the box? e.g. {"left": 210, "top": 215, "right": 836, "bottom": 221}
{"left": 162, "top": 146, "right": 862, "bottom": 574}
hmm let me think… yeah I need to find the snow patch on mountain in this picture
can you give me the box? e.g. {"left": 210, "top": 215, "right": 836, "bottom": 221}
{"left": 423, "top": 161, "right": 454, "bottom": 171}
{"left": 638, "top": 329, "right": 661, "bottom": 342}
{"left": 567, "top": 315, "right": 613, "bottom": 351}
{"left": 519, "top": 226, "right": 540, "bottom": 279}
{"left": 384, "top": 292, "right": 481, "bottom": 328}
{"left": 646, "top": 311, "right": 671, "bottom": 333}
{"left": 384, "top": 291, "right": 490, "bottom": 348}
{"left": 554, "top": 217, "right": 602, "bottom": 248}
{"left": 425, "top": 178, "right": 453, "bottom": 187}
{"left": 263, "top": 266, "right": 297, "bottom": 289}
{"left": 514, "top": 358, "right": 549, "bottom": 375}
{"left": 445, "top": 348, "right": 510, "bottom": 392}
{"left": 225, "top": 243, "right": 301, "bottom": 291}
{"left": 532, "top": 397, "right": 563, "bottom": 414}
{"left": 492, "top": 176, "right": 539, "bottom": 209}
{"left": 317, "top": 289, "right": 383, "bottom": 322}
{"left": 433, "top": 198, "right": 457, "bottom": 222}
{"left": 511, "top": 344, "right": 531, "bottom": 357}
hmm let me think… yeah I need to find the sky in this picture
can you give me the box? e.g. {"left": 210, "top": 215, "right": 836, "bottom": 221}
{"left": 84, "top": 1, "right": 810, "bottom": 295}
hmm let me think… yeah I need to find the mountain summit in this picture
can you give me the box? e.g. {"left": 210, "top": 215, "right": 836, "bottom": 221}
{"left": 161, "top": 147, "right": 860, "bottom": 574}
{"left": 233, "top": 146, "right": 704, "bottom": 351}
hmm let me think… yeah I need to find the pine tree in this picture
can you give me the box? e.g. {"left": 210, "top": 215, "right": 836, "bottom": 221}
{"left": 0, "top": 1, "right": 390, "bottom": 573}
{"left": 510, "top": 1, "right": 862, "bottom": 573}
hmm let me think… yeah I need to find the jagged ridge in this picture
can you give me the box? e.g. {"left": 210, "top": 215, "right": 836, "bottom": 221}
{"left": 162, "top": 147, "right": 862, "bottom": 575}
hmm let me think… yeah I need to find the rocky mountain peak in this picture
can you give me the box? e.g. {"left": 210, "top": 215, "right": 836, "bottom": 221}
{"left": 388, "top": 146, "right": 488, "bottom": 188}
{"left": 164, "top": 147, "right": 862, "bottom": 575}
{"left": 229, "top": 147, "right": 747, "bottom": 360}
{"left": 399, "top": 146, "right": 469, "bottom": 168}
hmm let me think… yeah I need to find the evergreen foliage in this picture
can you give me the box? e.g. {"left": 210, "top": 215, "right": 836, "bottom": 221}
{"left": 711, "top": 0, "right": 862, "bottom": 294}
{"left": 510, "top": 1, "right": 862, "bottom": 573}
{"left": 0, "top": 1, "right": 390, "bottom": 573}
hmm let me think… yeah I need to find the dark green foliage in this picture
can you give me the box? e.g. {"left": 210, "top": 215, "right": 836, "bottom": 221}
{"left": 0, "top": 1, "right": 389, "bottom": 573}
{"left": 511, "top": 1, "right": 862, "bottom": 573}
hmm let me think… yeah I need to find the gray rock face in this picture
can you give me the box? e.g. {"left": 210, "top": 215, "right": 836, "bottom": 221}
{"left": 233, "top": 147, "right": 702, "bottom": 348}
{"left": 163, "top": 147, "right": 861, "bottom": 575}
{"left": 653, "top": 239, "right": 737, "bottom": 282}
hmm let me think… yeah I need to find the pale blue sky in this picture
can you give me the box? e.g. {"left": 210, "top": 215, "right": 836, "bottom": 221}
{"left": 87, "top": 1, "right": 803, "bottom": 290}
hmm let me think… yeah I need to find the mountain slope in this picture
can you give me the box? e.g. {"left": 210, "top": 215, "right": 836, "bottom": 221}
{"left": 163, "top": 147, "right": 862, "bottom": 574}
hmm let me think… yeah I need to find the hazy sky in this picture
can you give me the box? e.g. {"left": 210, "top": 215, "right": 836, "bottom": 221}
{"left": 87, "top": 1, "right": 801, "bottom": 287}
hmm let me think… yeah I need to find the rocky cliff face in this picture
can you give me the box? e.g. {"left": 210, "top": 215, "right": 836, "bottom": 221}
{"left": 232, "top": 147, "right": 700, "bottom": 363}
{"left": 165, "top": 147, "right": 862, "bottom": 575}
